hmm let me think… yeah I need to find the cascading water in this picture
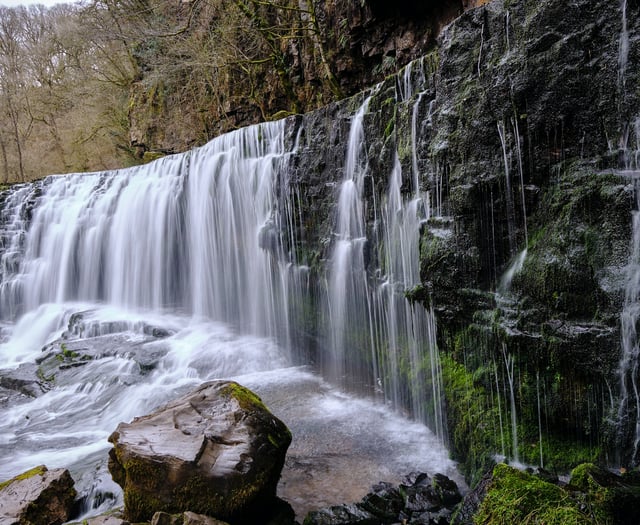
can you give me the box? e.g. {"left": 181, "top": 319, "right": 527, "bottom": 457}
{"left": 617, "top": 176, "right": 640, "bottom": 465}
{"left": 323, "top": 60, "right": 446, "bottom": 440}
{"left": 0, "top": 73, "right": 458, "bottom": 518}
{"left": 325, "top": 93, "right": 376, "bottom": 385}
{"left": 615, "top": 0, "right": 640, "bottom": 466}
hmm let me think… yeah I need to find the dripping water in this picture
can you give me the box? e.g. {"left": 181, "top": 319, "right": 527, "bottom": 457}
{"left": 502, "top": 344, "right": 520, "bottom": 464}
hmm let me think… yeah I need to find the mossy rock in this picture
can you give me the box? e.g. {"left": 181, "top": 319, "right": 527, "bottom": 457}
{"left": 474, "top": 464, "right": 590, "bottom": 525}
{"left": 0, "top": 465, "right": 77, "bottom": 525}
{"left": 568, "top": 463, "right": 640, "bottom": 524}
{"left": 108, "top": 380, "right": 291, "bottom": 523}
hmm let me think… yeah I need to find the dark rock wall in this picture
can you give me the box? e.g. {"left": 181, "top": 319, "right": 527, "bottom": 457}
{"left": 128, "top": 0, "right": 470, "bottom": 155}
{"left": 280, "top": 0, "right": 640, "bottom": 482}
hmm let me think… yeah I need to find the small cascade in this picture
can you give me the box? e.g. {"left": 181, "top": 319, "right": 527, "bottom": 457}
{"left": 536, "top": 371, "right": 544, "bottom": 469}
{"left": 619, "top": 0, "right": 630, "bottom": 95}
{"left": 511, "top": 116, "right": 528, "bottom": 245}
{"left": 326, "top": 93, "right": 375, "bottom": 384}
{"left": 494, "top": 361, "right": 506, "bottom": 458}
{"left": 375, "top": 157, "right": 444, "bottom": 439}
{"left": 502, "top": 344, "right": 520, "bottom": 464}
{"left": 497, "top": 120, "right": 517, "bottom": 255}
{"left": 617, "top": 176, "right": 640, "bottom": 465}
{"left": 497, "top": 248, "right": 527, "bottom": 296}
{"left": 617, "top": 0, "right": 639, "bottom": 172}
{"left": 323, "top": 64, "right": 446, "bottom": 438}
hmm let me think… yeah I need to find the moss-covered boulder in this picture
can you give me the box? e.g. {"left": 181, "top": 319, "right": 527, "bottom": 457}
{"left": 474, "top": 464, "right": 590, "bottom": 525}
{"left": 568, "top": 463, "right": 640, "bottom": 524}
{"left": 107, "top": 381, "right": 292, "bottom": 523}
{"left": 0, "top": 465, "right": 77, "bottom": 525}
{"left": 466, "top": 463, "right": 640, "bottom": 525}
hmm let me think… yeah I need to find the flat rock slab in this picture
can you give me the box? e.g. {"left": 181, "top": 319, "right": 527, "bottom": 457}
{"left": 85, "top": 515, "right": 130, "bottom": 525}
{"left": 151, "top": 511, "right": 230, "bottom": 525}
{"left": 0, "top": 465, "right": 76, "bottom": 525}
{"left": 108, "top": 380, "right": 291, "bottom": 523}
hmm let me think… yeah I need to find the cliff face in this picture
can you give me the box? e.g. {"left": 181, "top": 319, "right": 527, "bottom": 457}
{"left": 127, "top": 0, "right": 475, "bottom": 156}
{"left": 277, "top": 0, "right": 639, "bottom": 480}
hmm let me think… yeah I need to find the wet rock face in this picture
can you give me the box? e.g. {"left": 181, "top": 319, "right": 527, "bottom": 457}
{"left": 281, "top": 0, "right": 640, "bottom": 480}
{"left": 0, "top": 465, "right": 77, "bottom": 525}
{"left": 107, "top": 381, "right": 292, "bottom": 523}
{"left": 129, "top": 0, "right": 469, "bottom": 154}
{"left": 303, "top": 472, "right": 462, "bottom": 525}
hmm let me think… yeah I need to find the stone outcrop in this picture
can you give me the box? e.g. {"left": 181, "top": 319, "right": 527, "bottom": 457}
{"left": 303, "top": 472, "right": 462, "bottom": 525}
{"left": 107, "top": 381, "right": 292, "bottom": 523}
{"left": 0, "top": 465, "right": 77, "bottom": 525}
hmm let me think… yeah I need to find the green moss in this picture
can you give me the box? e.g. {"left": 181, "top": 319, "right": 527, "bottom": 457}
{"left": 124, "top": 486, "right": 166, "bottom": 522}
{"left": 440, "top": 353, "right": 501, "bottom": 485}
{"left": 519, "top": 437, "right": 599, "bottom": 474}
{"left": 37, "top": 366, "right": 55, "bottom": 383}
{"left": 220, "top": 382, "right": 268, "bottom": 413}
{"left": 384, "top": 106, "right": 397, "bottom": 139}
{"left": 475, "top": 464, "right": 591, "bottom": 525}
{"left": 122, "top": 456, "right": 168, "bottom": 492}
{"left": 568, "top": 463, "right": 640, "bottom": 524}
{"left": 269, "top": 110, "right": 296, "bottom": 121}
{"left": 60, "top": 343, "right": 79, "bottom": 359}
{"left": 0, "top": 465, "right": 47, "bottom": 491}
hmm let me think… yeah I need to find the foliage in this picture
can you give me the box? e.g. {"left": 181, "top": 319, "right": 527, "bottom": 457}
{"left": 474, "top": 464, "right": 591, "bottom": 525}
{"left": 440, "top": 352, "right": 500, "bottom": 485}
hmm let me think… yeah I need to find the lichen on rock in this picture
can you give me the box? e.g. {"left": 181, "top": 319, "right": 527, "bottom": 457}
{"left": 0, "top": 465, "right": 77, "bottom": 525}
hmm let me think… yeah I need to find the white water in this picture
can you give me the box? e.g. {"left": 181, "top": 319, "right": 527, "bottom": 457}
{"left": 618, "top": 177, "right": 640, "bottom": 464}
{"left": 326, "top": 93, "right": 375, "bottom": 384}
{"left": 501, "top": 345, "right": 520, "bottom": 464}
{"left": 619, "top": 0, "right": 630, "bottom": 93}
{"left": 324, "top": 66, "right": 446, "bottom": 438}
{"left": 0, "top": 92, "right": 457, "bottom": 517}
{"left": 498, "top": 248, "right": 527, "bottom": 295}
{"left": 497, "top": 120, "right": 517, "bottom": 255}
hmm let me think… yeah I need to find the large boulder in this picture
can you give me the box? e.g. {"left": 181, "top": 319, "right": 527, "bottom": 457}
{"left": 0, "top": 465, "right": 77, "bottom": 525}
{"left": 107, "top": 381, "right": 292, "bottom": 523}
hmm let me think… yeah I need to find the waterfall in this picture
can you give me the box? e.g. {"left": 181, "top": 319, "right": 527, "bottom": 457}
{"left": 497, "top": 120, "right": 517, "bottom": 255}
{"left": 618, "top": 177, "right": 640, "bottom": 465}
{"left": 0, "top": 70, "right": 456, "bottom": 509}
{"left": 0, "top": 121, "right": 294, "bottom": 343}
{"left": 619, "top": 0, "right": 630, "bottom": 94}
{"left": 325, "top": 93, "right": 375, "bottom": 384}
{"left": 376, "top": 156, "right": 444, "bottom": 439}
{"left": 502, "top": 344, "right": 520, "bottom": 464}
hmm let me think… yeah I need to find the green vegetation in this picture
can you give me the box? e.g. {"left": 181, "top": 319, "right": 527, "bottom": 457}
{"left": 220, "top": 382, "right": 268, "bottom": 412}
{"left": 440, "top": 353, "right": 500, "bottom": 485}
{"left": 475, "top": 464, "right": 591, "bottom": 525}
{"left": 441, "top": 320, "right": 603, "bottom": 485}
{"left": 568, "top": 463, "right": 640, "bottom": 524}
